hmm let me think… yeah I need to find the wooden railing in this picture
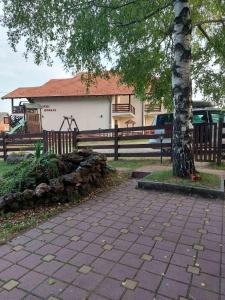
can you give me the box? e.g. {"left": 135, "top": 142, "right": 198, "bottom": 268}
{"left": 1, "top": 122, "right": 225, "bottom": 163}
{"left": 112, "top": 104, "right": 135, "bottom": 114}
{"left": 0, "top": 133, "right": 43, "bottom": 160}
{"left": 144, "top": 104, "right": 161, "bottom": 112}
{"left": 75, "top": 125, "right": 173, "bottom": 160}
{"left": 12, "top": 106, "right": 37, "bottom": 114}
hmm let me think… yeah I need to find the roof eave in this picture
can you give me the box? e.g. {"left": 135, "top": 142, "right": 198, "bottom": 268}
{"left": 2, "top": 92, "right": 135, "bottom": 100}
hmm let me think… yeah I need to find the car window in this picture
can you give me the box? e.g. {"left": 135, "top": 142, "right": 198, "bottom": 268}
{"left": 156, "top": 114, "right": 173, "bottom": 126}
{"left": 151, "top": 117, "right": 157, "bottom": 126}
{"left": 211, "top": 113, "right": 220, "bottom": 123}
{"left": 192, "top": 111, "right": 208, "bottom": 124}
{"left": 210, "top": 112, "right": 225, "bottom": 123}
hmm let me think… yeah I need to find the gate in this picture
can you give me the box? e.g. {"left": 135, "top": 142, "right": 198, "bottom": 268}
{"left": 193, "top": 123, "right": 219, "bottom": 162}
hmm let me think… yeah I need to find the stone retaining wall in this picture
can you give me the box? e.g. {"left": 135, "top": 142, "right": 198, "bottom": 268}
{"left": 0, "top": 149, "right": 109, "bottom": 213}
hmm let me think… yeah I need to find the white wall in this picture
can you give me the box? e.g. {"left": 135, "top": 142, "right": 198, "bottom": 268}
{"left": 33, "top": 96, "right": 111, "bottom": 131}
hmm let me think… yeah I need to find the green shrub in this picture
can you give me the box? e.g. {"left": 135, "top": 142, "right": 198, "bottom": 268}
{"left": 9, "top": 151, "right": 26, "bottom": 157}
{"left": 0, "top": 153, "right": 60, "bottom": 197}
{"left": 34, "top": 141, "right": 43, "bottom": 159}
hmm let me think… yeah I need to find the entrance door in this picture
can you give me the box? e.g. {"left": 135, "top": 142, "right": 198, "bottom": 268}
{"left": 26, "top": 112, "right": 41, "bottom": 133}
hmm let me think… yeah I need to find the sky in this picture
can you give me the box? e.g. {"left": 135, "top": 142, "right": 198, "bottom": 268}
{"left": 0, "top": 25, "right": 70, "bottom": 114}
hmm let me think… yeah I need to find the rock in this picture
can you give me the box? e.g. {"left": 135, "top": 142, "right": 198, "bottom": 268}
{"left": 6, "top": 153, "right": 33, "bottom": 164}
{"left": 22, "top": 189, "right": 34, "bottom": 200}
{"left": 61, "top": 173, "right": 76, "bottom": 185}
{"left": 35, "top": 183, "right": 51, "bottom": 198}
{"left": 78, "top": 148, "right": 94, "bottom": 157}
{"left": 49, "top": 178, "right": 64, "bottom": 193}
{"left": 106, "top": 165, "right": 116, "bottom": 173}
{"left": 62, "top": 152, "right": 84, "bottom": 164}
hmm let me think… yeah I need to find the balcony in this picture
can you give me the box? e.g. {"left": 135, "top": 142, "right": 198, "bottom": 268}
{"left": 112, "top": 104, "right": 135, "bottom": 116}
{"left": 12, "top": 106, "right": 37, "bottom": 114}
{"left": 144, "top": 104, "right": 161, "bottom": 114}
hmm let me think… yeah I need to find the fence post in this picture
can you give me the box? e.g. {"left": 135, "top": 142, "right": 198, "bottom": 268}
{"left": 73, "top": 128, "right": 78, "bottom": 150}
{"left": 114, "top": 121, "right": 119, "bottom": 161}
{"left": 58, "top": 132, "right": 62, "bottom": 155}
{"left": 43, "top": 130, "right": 48, "bottom": 153}
{"left": 160, "top": 134, "right": 163, "bottom": 164}
{"left": 170, "top": 127, "right": 173, "bottom": 163}
{"left": 217, "top": 117, "right": 223, "bottom": 165}
{"left": 2, "top": 132, "right": 7, "bottom": 161}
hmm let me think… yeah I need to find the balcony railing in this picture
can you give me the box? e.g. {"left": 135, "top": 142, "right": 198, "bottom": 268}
{"left": 12, "top": 106, "right": 37, "bottom": 114}
{"left": 145, "top": 104, "right": 161, "bottom": 113}
{"left": 112, "top": 104, "right": 135, "bottom": 115}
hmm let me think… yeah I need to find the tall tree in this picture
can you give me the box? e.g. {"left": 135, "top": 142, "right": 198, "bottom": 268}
{"left": 172, "top": 0, "right": 195, "bottom": 177}
{"left": 1, "top": 0, "right": 225, "bottom": 177}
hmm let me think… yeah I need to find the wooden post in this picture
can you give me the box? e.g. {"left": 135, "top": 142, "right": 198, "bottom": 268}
{"left": 217, "top": 117, "right": 223, "bottom": 165}
{"left": 160, "top": 134, "right": 163, "bottom": 164}
{"left": 114, "top": 121, "right": 119, "bottom": 161}
{"left": 58, "top": 132, "right": 62, "bottom": 155}
{"left": 43, "top": 130, "right": 48, "bottom": 153}
{"left": 73, "top": 128, "right": 78, "bottom": 150}
{"left": 2, "top": 132, "right": 7, "bottom": 161}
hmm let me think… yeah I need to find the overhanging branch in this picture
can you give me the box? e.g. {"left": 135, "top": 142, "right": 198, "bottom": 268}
{"left": 197, "top": 25, "right": 210, "bottom": 41}
{"left": 91, "top": 0, "right": 137, "bottom": 10}
{"left": 194, "top": 18, "right": 225, "bottom": 27}
{"left": 115, "top": 1, "right": 173, "bottom": 27}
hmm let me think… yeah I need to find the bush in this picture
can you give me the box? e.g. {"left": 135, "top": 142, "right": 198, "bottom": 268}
{"left": 0, "top": 153, "right": 60, "bottom": 197}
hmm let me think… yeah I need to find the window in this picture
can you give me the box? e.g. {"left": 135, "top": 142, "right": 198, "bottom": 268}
{"left": 156, "top": 114, "right": 173, "bottom": 126}
{"left": 192, "top": 111, "right": 208, "bottom": 124}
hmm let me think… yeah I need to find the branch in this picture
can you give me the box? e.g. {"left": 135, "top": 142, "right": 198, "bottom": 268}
{"left": 91, "top": 0, "right": 137, "bottom": 10}
{"left": 194, "top": 18, "right": 225, "bottom": 27}
{"left": 115, "top": 1, "right": 173, "bottom": 27}
{"left": 197, "top": 25, "right": 210, "bottom": 41}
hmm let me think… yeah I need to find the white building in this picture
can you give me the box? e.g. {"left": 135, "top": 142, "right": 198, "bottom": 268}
{"left": 2, "top": 73, "right": 164, "bottom": 131}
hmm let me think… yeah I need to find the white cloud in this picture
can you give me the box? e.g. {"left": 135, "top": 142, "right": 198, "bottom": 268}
{"left": 0, "top": 25, "right": 70, "bottom": 113}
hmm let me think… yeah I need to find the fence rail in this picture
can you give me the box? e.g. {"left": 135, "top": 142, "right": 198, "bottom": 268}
{"left": 1, "top": 121, "right": 225, "bottom": 163}
{"left": 0, "top": 133, "right": 43, "bottom": 159}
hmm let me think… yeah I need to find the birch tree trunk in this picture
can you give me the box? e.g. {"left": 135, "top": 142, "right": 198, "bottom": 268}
{"left": 172, "top": 0, "right": 196, "bottom": 177}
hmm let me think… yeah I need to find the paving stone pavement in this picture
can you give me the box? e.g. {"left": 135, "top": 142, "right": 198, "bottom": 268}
{"left": 0, "top": 180, "right": 225, "bottom": 300}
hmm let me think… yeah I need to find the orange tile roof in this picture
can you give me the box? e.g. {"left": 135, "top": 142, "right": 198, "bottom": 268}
{"left": 2, "top": 73, "right": 134, "bottom": 99}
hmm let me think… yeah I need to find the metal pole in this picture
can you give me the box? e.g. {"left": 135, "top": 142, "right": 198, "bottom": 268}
{"left": 160, "top": 134, "right": 163, "bottom": 164}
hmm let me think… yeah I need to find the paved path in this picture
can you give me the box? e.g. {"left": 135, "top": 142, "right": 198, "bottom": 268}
{"left": 0, "top": 180, "right": 224, "bottom": 300}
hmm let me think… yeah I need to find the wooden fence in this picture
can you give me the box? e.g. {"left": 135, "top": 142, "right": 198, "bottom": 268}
{"left": 1, "top": 121, "right": 225, "bottom": 163}
{"left": 75, "top": 124, "right": 172, "bottom": 160}
{"left": 0, "top": 133, "right": 42, "bottom": 159}
{"left": 43, "top": 131, "right": 76, "bottom": 155}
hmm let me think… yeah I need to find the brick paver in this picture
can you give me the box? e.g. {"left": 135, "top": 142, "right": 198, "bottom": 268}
{"left": 0, "top": 180, "right": 224, "bottom": 299}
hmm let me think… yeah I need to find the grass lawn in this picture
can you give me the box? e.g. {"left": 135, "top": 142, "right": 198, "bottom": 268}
{"left": 108, "top": 159, "right": 171, "bottom": 170}
{"left": 208, "top": 161, "right": 225, "bottom": 170}
{"left": 0, "top": 160, "right": 16, "bottom": 177}
{"left": 79, "top": 139, "right": 149, "bottom": 146}
{"left": 144, "top": 170, "right": 221, "bottom": 189}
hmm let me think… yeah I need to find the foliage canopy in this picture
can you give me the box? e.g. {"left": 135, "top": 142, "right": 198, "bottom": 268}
{"left": 1, "top": 0, "right": 225, "bottom": 108}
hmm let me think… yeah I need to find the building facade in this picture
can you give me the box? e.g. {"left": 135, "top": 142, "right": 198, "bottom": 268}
{"left": 2, "top": 73, "right": 165, "bottom": 131}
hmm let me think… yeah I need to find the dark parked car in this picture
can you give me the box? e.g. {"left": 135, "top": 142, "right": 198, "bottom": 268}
{"left": 149, "top": 108, "right": 224, "bottom": 149}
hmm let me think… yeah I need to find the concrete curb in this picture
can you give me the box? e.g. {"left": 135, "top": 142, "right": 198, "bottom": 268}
{"left": 137, "top": 180, "right": 224, "bottom": 200}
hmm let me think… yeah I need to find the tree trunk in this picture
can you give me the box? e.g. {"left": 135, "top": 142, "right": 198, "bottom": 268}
{"left": 172, "top": 0, "right": 195, "bottom": 177}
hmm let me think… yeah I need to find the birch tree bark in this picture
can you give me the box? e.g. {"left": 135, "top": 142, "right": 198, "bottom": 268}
{"left": 172, "top": 0, "right": 196, "bottom": 177}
